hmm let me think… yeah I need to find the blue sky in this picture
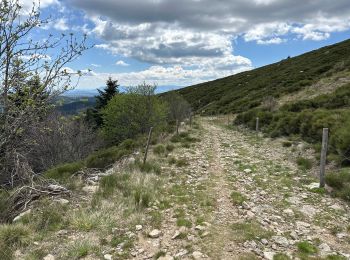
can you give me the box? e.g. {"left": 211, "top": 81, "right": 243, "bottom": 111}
{"left": 25, "top": 0, "right": 350, "bottom": 92}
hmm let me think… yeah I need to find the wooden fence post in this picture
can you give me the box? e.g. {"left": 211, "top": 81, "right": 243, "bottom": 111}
{"left": 256, "top": 117, "right": 259, "bottom": 132}
{"left": 143, "top": 127, "right": 153, "bottom": 165}
{"left": 319, "top": 128, "right": 329, "bottom": 188}
{"left": 176, "top": 119, "right": 179, "bottom": 135}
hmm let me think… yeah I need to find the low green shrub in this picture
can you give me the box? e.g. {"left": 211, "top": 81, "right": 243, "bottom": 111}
{"left": 153, "top": 144, "right": 166, "bottom": 155}
{"left": 44, "top": 161, "right": 84, "bottom": 181}
{"left": 273, "top": 253, "right": 291, "bottom": 260}
{"left": 166, "top": 144, "right": 175, "bottom": 152}
{"left": 230, "top": 191, "right": 246, "bottom": 205}
{"left": 296, "top": 157, "right": 313, "bottom": 170}
{"left": 297, "top": 241, "right": 318, "bottom": 254}
{"left": 175, "top": 158, "right": 189, "bottom": 167}
{"left": 134, "top": 160, "right": 161, "bottom": 175}
{"left": 31, "top": 203, "right": 67, "bottom": 232}
{"left": 0, "top": 224, "right": 30, "bottom": 251}
{"left": 86, "top": 139, "right": 136, "bottom": 169}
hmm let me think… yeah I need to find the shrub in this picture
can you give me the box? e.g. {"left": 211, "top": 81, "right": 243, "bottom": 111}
{"left": 66, "top": 240, "right": 93, "bottom": 259}
{"left": 170, "top": 135, "right": 181, "bottom": 143}
{"left": 282, "top": 141, "right": 293, "bottom": 147}
{"left": 129, "top": 160, "right": 161, "bottom": 175}
{"left": 273, "top": 253, "right": 291, "bottom": 260}
{"left": 44, "top": 161, "right": 84, "bottom": 181}
{"left": 175, "top": 158, "right": 189, "bottom": 167}
{"left": 153, "top": 144, "right": 166, "bottom": 155}
{"left": 176, "top": 218, "right": 192, "bottom": 228}
{"left": 0, "top": 224, "right": 30, "bottom": 248}
{"left": 134, "top": 187, "right": 152, "bottom": 209}
{"left": 325, "top": 172, "right": 344, "bottom": 189}
{"left": 230, "top": 191, "right": 246, "bottom": 205}
{"left": 296, "top": 157, "right": 313, "bottom": 170}
{"left": 297, "top": 241, "right": 318, "bottom": 254}
{"left": 31, "top": 203, "right": 66, "bottom": 231}
{"left": 166, "top": 144, "right": 175, "bottom": 152}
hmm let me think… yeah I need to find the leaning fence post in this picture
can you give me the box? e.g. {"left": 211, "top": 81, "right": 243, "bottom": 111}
{"left": 319, "top": 128, "right": 329, "bottom": 188}
{"left": 143, "top": 127, "right": 153, "bottom": 165}
{"left": 256, "top": 117, "right": 259, "bottom": 132}
{"left": 176, "top": 119, "right": 179, "bottom": 135}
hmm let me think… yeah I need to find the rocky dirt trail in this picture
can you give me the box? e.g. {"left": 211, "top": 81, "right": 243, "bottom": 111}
{"left": 133, "top": 117, "right": 350, "bottom": 260}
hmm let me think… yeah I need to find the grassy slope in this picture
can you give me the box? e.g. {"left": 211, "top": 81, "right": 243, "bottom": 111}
{"left": 176, "top": 39, "right": 350, "bottom": 115}
{"left": 175, "top": 38, "right": 350, "bottom": 199}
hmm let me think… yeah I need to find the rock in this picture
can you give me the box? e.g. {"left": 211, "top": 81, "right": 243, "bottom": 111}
{"left": 319, "top": 243, "right": 331, "bottom": 256}
{"left": 272, "top": 236, "right": 289, "bottom": 247}
{"left": 300, "top": 205, "right": 317, "bottom": 218}
{"left": 296, "top": 221, "right": 311, "bottom": 229}
{"left": 82, "top": 185, "right": 99, "bottom": 193}
{"left": 330, "top": 204, "right": 343, "bottom": 211}
{"left": 282, "top": 209, "right": 294, "bottom": 217}
{"left": 13, "top": 209, "right": 31, "bottom": 222}
{"left": 43, "top": 254, "right": 55, "bottom": 260}
{"left": 246, "top": 211, "right": 255, "bottom": 219}
{"left": 175, "top": 249, "right": 188, "bottom": 257}
{"left": 336, "top": 233, "right": 348, "bottom": 239}
{"left": 55, "top": 198, "right": 69, "bottom": 205}
{"left": 48, "top": 184, "right": 67, "bottom": 191}
{"left": 192, "top": 251, "right": 203, "bottom": 259}
{"left": 104, "top": 254, "right": 113, "bottom": 260}
{"left": 201, "top": 231, "right": 210, "bottom": 237}
{"left": 244, "top": 168, "right": 252, "bottom": 174}
{"left": 306, "top": 182, "right": 320, "bottom": 189}
{"left": 290, "top": 231, "right": 298, "bottom": 240}
{"left": 263, "top": 251, "right": 275, "bottom": 260}
{"left": 128, "top": 157, "right": 136, "bottom": 164}
{"left": 261, "top": 239, "right": 269, "bottom": 245}
{"left": 149, "top": 229, "right": 162, "bottom": 238}
{"left": 195, "top": 225, "right": 206, "bottom": 231}
{"left": 172, "top": 230, "right": 181, "bottom": 239}
{"left": 135, "top": 225, "right": 143, "bottom": 231}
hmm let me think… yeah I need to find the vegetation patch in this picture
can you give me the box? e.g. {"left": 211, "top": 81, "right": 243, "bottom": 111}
{"left": 230, "top": 221, "right": 273, "bottom": 242}
{"left": 296, "top": 157, "right": 313, "bottom": 170}
{"left": 297, "top": 241, "right": 318, "bottom": 254}
{"left": 230, "top": 191, "right": 246, "bottom": 205}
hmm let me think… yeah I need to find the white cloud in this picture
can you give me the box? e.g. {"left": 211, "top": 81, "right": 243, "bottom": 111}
{"left": 91, "top": 63, "right": 101, "bottom": 68}
{"left": 77, "top": 63, "right": 253, "bottom": 90}
{"left": 116, "top": 60, "right": 129, "bottom": 66}
{"left": 53, "top": 18, "right": 69, "bottom": 31}
{"left": 65, "top": 0, "right": 350, "bottom": 87}
{"left": 19, "top": 0, "right": 59, "bottom": 13}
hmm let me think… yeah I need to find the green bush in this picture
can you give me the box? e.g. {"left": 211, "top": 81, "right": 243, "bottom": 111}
{"left": 0, "top": 224, "right": 30, "bottom": 249}
{"left": 44, "top": 161, "right": 84, "bottom": 181}
{"left": 153, "top": 144, "right": 166, "bottom": 155}
{"left": 166, "top": 144, "right": 175, "bottom": 152}
{"left": 230, "top": 191, "right": 246, "bottom": 205}
{"left": 31, "top": 203, "right": 67, "bottom": 232}
{"left": 296, "top": 157, "right": 313, "bottom": 170}
{"left": 297, "top": 241, "right": 318, "bottom": 254}
{"left": 101, "top": 89, "right": 167, "bottom": 145}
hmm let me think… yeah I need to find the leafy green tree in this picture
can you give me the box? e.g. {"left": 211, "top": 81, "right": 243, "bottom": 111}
{"left": 101, "top": 84, "right": 167, "bottom": 144}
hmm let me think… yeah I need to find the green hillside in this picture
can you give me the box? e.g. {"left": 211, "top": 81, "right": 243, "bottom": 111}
{"left": 176, "top": 39, "right": 350, "bottom": 197}
{"left": 177, "top": 39, "right": 350, "bottom": 115}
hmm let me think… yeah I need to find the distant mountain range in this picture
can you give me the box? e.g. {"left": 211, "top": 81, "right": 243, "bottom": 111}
{"left": 62, "top": 89, "right": 99, "bottom": 97}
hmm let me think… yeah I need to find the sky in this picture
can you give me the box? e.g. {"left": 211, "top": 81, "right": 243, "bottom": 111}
{"left": 22, "top": 0, "right": 350, "bottom": 92}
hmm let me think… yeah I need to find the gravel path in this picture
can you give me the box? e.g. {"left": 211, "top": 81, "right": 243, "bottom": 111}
{"left": 133, "top": 117, "right": 350, "bottom": 260}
